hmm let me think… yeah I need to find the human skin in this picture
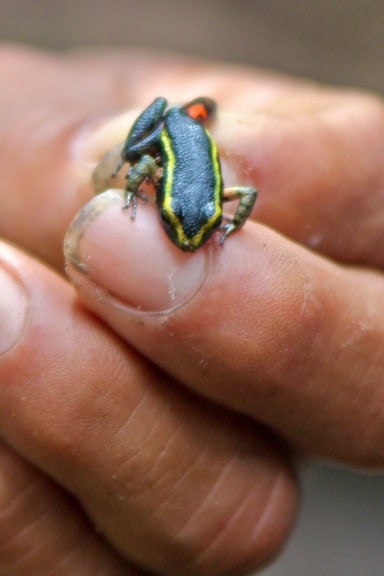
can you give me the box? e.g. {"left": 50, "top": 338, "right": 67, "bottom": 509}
{"left": 0, "top": 45, "right": 383, "bottom": 575}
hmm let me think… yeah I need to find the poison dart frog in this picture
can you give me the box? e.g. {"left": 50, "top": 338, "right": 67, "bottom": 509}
{"left": 112, "top": 96, "right": 257, "bottom": 251}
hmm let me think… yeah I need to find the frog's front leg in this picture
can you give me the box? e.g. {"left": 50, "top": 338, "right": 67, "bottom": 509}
{"left": 220, "top": 186, "right": 258, "bottom": 243}
{"left": 123, "top": 154, "right": 159, "bottom": 219}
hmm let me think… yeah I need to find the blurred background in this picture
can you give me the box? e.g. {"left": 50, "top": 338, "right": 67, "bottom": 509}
{"left": 1, "top": 1, "right": 384, "bottom": 574}
{"left": 1, "top": 0, "right": 384, "bottom": 93}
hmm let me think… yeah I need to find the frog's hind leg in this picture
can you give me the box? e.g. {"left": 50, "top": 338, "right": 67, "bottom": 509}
{"left": 220, "top": 186, "right": 258, "bottom": 243}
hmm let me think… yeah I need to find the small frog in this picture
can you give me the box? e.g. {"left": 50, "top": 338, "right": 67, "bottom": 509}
{"left": 112, "top": 96, "right": 257, "bottom": 251}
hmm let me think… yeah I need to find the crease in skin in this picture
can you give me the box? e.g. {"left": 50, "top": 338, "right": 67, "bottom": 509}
{"left": 148, "top": 445, "right": 211, "bottom": 524}
{"left": 177, "top": 459, "right": 236, "bottom": 542}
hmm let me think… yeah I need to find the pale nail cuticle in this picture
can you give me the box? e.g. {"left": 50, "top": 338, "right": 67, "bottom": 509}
{"left": 63, "top": 189, "right": 123, "bottom": 269}
{"left": 0, "top": 265, "right": 27, "bottom": 355}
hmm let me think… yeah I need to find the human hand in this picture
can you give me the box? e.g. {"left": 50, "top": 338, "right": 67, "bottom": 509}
{"left": 0, "top": 45, "right": 383, "bottom": 575}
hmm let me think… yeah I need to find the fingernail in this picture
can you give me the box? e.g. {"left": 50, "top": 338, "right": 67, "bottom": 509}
{"left": 64, "top": 190, "right": 209, "bottom": 313}
{"left": 0, "top": 262, "right": 27, "bottom": 355}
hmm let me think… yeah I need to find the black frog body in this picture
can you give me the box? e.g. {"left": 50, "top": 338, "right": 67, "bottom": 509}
{"left": 113, "top": 96, "right": 257, "bottom": 251}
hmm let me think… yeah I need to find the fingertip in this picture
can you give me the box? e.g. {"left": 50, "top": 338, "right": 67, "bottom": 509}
{"left": 64, "top": 190, "right": 210, "bottom": 312}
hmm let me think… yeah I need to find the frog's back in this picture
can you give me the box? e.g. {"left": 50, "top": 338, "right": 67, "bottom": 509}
{"left": 158, "top": 108, "right": 223, "bottom": 240}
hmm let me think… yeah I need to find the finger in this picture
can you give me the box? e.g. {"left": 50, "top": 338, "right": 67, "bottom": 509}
{"left": 0, "top": 241, "right": 297, "bottom": 575}
{"left": 215, "top": 88, "right": 384, "bottom": 267}
{"left": 0, "top": 440, "right": 131, "bottom": 576}
{"left": 0, "top": 46, "right": 295, "bottom": 271}
{"left": 84, "top": 84, "right": 384, "bottom": 268}
{"left": 0, "top": 46, "right": 377, "bottom": 270}
{"left": 69, "top": 50, "right": 384, "bottom": 270}
{"left": 65, "top": 191, "right": 384, "bottom": 467}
